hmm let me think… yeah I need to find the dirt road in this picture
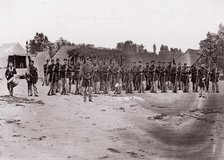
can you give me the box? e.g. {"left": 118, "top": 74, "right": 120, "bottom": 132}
{"left": 0, "top": 79, "right": 223, "bottom": 160}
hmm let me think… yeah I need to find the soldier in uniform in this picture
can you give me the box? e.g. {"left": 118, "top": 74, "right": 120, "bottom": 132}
{"left": 25, "top": 60, "right": 38, "bottom": 96}
{"left": 205, "top": 65, "right": 210, "bottom": 92}
{"left": 181, "top": 63, "right": 190, "bottom": 93}
{"left": 177, "top": 63, "right": 182, "bottom": 90}
{"left": 132, "top": 62, "right": 138, "bottom": 91}
{"left": 47, "top": 59, "right": 57, "bottom": 96}
{"left": 98, "top": 60, "right": 104, "bottom": 92}
{"left": 198, "top": 63, "right": 208, "bottom": 98}
{"left": 110, "top": 61, "right": 116, "bottom": 91}
{"left": 157, "top": 61, "right": 162, "bottom": 90}
{"left": 113, "top": 62, "right": 122, "bottom": 94}
{"left": 190, "top": 64, "right": 198, "bottom": 92}
{"left": 149, "top": 60, "right": 158, "bottom": 93}
{"left": 67, "top": 59, "right": 73, "bottom": 94}
{"left": 73, "top": 57, "right": 82, "bottom": 95}
{"left": 81, "top": 57, "right": 94, "bottom": 102}
{"left": 210, "top": 63, "right": 220, "bottom": 93}
{"left": 125, "top": 65, "right": 133, "bottom": 94}
{"left": 160, "top": 61, "right": 167, "bottom": 93}
{"left": 101, "top": 60, "right": 110, "bottom": 94}
{"left": 61, "top": 59, "right": 69, "bottom": 95}
{"left": 43, "top": 59, "right": 49, "bottom": 86}
{"left": 144, "top": 62, "right": 151, "bottom": 90}
{"left": 5, "top": 62, "right": 17, "bottom": 97}
{"left": 170, "top": 63, "right": 178, "bottom": 93}
{"left": 137, "top": 61, "right": 145, "bottom": 93}
{"left": 93, "top": 61, "right": 100, "bottom": 94}
{"left": 55, "top": 58, "right": 62, "bottom": 93}
{"left": 166, "top": 62, "right": 172, "bottom": 90}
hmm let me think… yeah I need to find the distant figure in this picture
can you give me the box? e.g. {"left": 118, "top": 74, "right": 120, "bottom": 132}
{"left": 43, "top": 59, "right": 49, "bottom": 86}
{"left": 5, "top": 62, "right": 17, "bottom": 97}
{"left": 170, "top": 63, "right": 177, "bottom": 93}
{"left": 191, "top": 64, "right": 198, "bottom": 92}
{"left": 47, "top": 59, "right": 57, "bottom": 96}
{"left": 210, "top": 63, "right": 220, "bottom": 93}
{"left": 198, "top": 63, "right": 208, "bottom": 98}
{"left": 55, "top": 59, "right": 62, "bottom": 93}
{"left": 81, "top": 57, "right": 94, "bottom": 102}
{"left": 25, "top": 60, "right": 38, "bottom": 97}
{"left": 60, "top": 59, "right": 69, "bottom": 95}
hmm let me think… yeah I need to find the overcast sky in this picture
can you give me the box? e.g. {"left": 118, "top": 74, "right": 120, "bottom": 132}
{"left": 0, "top": 0, "right": 224, "bottom": 52}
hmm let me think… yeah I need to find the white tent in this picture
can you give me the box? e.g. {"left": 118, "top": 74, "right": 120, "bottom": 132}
{"left": 31, "top": 51, "right": 50, "bottom": 78}
{"left": 0, "top": 43, "right": 27, "bottom": 69}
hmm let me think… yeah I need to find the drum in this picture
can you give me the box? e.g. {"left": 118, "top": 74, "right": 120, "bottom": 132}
{"left": 8, "top": 77, "right": 19, "bottom": 88}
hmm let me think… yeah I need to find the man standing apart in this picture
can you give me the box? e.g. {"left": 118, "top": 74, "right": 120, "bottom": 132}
{"left": 81, "top": 57, "right": 94, "bottom": 102}
{"left": 26, "top": 60, "right": 38, "bottom": 97}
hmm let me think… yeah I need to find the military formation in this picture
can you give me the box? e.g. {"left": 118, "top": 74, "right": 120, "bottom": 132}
{"left": 39, "top": 56, "right": 221, "bottom": 102}
{"left": 4, "top": 56, "right": 220, "bottom": 100}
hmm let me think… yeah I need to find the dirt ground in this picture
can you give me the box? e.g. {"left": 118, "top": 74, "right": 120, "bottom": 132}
{"left": 0, "top": 73, "right": 224, "bottom": 160}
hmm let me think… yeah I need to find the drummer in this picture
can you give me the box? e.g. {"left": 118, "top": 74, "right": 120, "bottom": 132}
{"left": 5, "top": 62, "right": 17, "bottom": 97}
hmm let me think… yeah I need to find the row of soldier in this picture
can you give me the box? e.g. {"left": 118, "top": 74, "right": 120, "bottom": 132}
{"left": 42, "top": 57, "right": 220, "bottom": 100}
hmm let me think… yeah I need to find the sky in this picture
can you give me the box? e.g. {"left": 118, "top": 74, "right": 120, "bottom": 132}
{"left": 1, "top": 0, "right": 224, "bottom": 52}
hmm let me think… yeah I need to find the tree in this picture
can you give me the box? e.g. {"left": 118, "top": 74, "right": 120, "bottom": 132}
{"left": 153, "top": 44, "right": 156, "bottom": 53}
{"left": 116, "top": 42, "right": 124, "bottom": 51}
{"left": 160, "top": 44, "right": 165, "bottom": 52}
{"left": 27, "top": 32, "right": 50, "bottom": 55}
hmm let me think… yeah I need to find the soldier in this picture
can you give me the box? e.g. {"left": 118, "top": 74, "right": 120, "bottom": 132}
{"left": 25, "top": 60, "right": 38, "bottom": 97}
{"left": 210, "top": 63, "right": 220, "bottom": 93}
{"left": 198, "top": 63, "right": 208, "bottom": 98}
{"left": 43, "top": 59, "right": 49, "bottom": 86}
{"left": 181, "top": 63, "right": 190, "bottom": 93}
{"left": 101, "top": 60, "right": 110, "bottom": 94}
{"left": 73, "top": 57, "right": 82, "bottom": 95}
{"left": 205, "top": 65, "right": 210, "bottom": 92}
{"left": 170, "top": 63, "right": 178, "bottom": 93}
{"left": 160, "top": 61, "right": 167, "bottom": 93}
{"left": 166, "top": 62, "right": 172, "bottom": 90}
{"left": 149, "top": 60, "right": 158, "bottom": 93}
{"left": 113, "top": 62, "right": 122, "bottom": 94}
{"left": 132, "top": 62, "right": 138, "bottom": 91}
{"left": 67, "top": 59, "right": 73, "bottom": 94}
{"left": 190, "top": 64, "right": 198, "bottom": 92}
{"left": 81, "top": 57, "right": 94, "bottom": 102}
{"left": 61, "top": 59, "right": 70, "bottom": 95}
{"left": 55, "top": 58, "right": 62, "bottom": 93}
{"left": 157, "top": 61, "right": 162, "bottom": 90}
{"left": 110, "top": 61, "right": 116, "bottom": 91}
{"left": 177, "top": 63, "right": 182, "bottom": 90}
{"left": 93, "top": 61, "right": 100, "bottom": 94}
{"left": 144, "top": 62, "right": 151, "bottom": 90}
{"left": 5, "top": 62, "right": 17, "bottom": 97}
{"left": 98, "top": 60, "right": 104, "bottom": 92}
{"left": 47, "top": 59, "right": 57, "bottom": 96}
{"left": 125, "top": 65, "right": 133, "bottom": 94}
{"left": 137, "top": 61, "right": 145, "bottom": 93}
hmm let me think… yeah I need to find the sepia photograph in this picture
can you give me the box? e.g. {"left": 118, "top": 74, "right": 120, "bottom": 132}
{"left": 0, "top": 0, "right": 224, "bottom": 159}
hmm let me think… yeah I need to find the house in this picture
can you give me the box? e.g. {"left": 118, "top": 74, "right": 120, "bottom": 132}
{"left": 0, "top": 43, "right": 28, "bottom": 69}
